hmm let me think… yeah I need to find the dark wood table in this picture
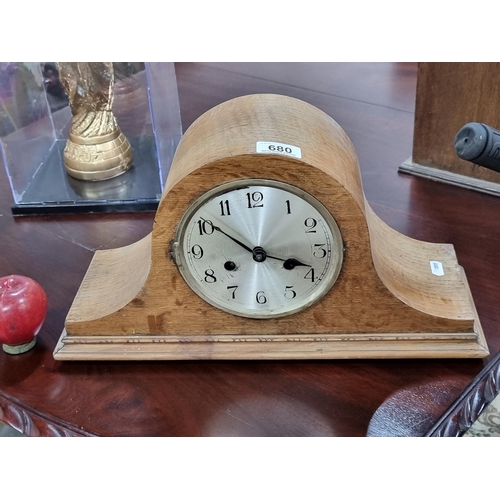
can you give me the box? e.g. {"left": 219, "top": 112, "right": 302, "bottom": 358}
{"left": 1, "top": 62, "right": 499, "bottom": 437}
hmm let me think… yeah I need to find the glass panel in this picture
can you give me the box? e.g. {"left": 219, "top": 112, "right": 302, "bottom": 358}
{"left": 0, "top": 62, "right": 182, "bottom": 214}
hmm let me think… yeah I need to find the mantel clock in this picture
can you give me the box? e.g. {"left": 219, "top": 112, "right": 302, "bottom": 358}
{"left": 53, "top": 94, "right": 488, "bottom": 360}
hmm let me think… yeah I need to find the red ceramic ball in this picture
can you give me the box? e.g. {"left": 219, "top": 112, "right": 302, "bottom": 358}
{"left": 0, "top": 275, "right": 47, "bottom": 350}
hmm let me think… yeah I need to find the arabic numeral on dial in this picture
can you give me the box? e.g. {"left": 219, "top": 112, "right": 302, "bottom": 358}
{"left": 191, "top": 244, "right": 204, "bottom": 259}
{"left": 284, "top": 286, "right": 296, "bottom": 299}
{"left": 204, "top": 269, "right": 217, "bottom": 283}
{"left": 256, "top": 291, "right": 267, "bottom": 304}
{"left": 285, "top": 200, "right": 291, "bottom": 214}
{"left": 227, "top": 285, "right": 238, "bottom": 299}
{"left": 313, "top": 244, "right": 326, "bottom": 258}
{"left": 197, "top": 219, "right": 214, "bottom": 235}
{"left": 304, "top": 268, "right": 316, "bottom": 282}
{"left": 219, "top": 199, "right": 231, "bottom": 216}
{"left": 246, "top": 191, "right": 264, "bottom": 208}
{"left": 304, "top": 218, "right": 317, "bottom": 233}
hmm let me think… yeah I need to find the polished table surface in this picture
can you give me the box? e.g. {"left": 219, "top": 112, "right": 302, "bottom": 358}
{"left": 1, "top": 62, "right": 500, "bottom": 437}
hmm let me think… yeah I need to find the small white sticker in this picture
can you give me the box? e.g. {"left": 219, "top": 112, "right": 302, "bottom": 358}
{"left": 430, "top": 261, "right": 444, "bottom": 276}
{"left": 256, "top": 141, "right": 302, "bottom": 159}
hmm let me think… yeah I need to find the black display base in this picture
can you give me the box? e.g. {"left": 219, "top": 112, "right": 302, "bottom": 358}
{"left": 11, "top": 137, "right": 162, "bottom": 216}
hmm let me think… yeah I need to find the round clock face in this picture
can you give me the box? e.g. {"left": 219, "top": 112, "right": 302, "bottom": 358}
{"left": 173, "top": 179, "right": 343, "bottom": 318}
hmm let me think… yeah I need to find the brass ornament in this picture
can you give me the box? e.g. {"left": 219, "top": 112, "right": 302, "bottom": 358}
{"left": 56, "top": 62, "right": 133, "bottom": 181}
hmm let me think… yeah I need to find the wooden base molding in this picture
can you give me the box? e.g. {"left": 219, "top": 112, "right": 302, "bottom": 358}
{"left": 54, "top": 94, "right": 489, "bottom": 360}
{"left": 399, "top": 158, "right": 500, "bottom": 197}
{"left": 0, "top": 390, "right": 94, "bottom": 437}
{"left": 426, "top": 349, "right": 500, "bottom": 437}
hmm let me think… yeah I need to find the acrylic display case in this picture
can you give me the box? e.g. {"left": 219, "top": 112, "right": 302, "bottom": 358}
{"left": 0, "top": 62, "right": 182, "bottom": 215}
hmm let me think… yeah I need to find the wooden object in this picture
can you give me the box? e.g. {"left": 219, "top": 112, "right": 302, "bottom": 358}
{"left": 426, "top": 348, "right": 500, "bottom": 437}
{"left": 400, "top": 62, "right": 500, "bottom": 195}
{"left": 53, "top": 94, "right": 488, "bottom": 360}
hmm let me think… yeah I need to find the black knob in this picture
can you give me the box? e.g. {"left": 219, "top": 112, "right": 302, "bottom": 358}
{"left": 455, "top": 122, "right": 500, "bottom": 172}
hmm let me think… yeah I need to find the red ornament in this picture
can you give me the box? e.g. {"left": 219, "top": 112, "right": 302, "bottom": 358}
{"left": 0, "top": 275, "right": 47, "bottom": 354}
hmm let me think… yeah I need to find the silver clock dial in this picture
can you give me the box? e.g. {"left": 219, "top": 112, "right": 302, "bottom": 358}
{"left": 173, "top": 179, "right": 343, "bottom": 318}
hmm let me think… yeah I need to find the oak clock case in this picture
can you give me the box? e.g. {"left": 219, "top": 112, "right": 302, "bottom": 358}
{"left": 54, "top": 93, "right": 488, "bottom": 360}
{"left": 172, "top": 179, "right": 344, "bottom": 319}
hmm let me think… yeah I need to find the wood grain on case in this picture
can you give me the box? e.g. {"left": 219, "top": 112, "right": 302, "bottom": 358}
{"left": 55, "top": 94, "right": 487, "bottom": 360}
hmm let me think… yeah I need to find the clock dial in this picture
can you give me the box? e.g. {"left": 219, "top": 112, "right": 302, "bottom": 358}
{"left": 173, "top": 179, "right": 343, "bottom": 318}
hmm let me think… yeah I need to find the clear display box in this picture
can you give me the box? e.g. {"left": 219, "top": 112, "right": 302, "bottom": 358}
{"left": 0, "top": 62, "right": 182, "bottom": 215}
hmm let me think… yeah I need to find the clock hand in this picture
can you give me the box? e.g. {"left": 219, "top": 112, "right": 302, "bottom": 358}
{"left": 200, "top": 217, "right": 254, "bottom": 254}
{"left": 200, "top": 218, "right": 268, "bottom": 262}
{"left": 200, "top": 218, "right": 310, "bottom": 268}
{"left": 284, "top": 258, "right": 311, "bottom": 269}
{"left": 266, "top": 255, "right": 311, "bottom": 269}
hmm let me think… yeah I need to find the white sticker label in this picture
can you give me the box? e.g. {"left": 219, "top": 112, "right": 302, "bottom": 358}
{"left": 256, "top": 141, "right": 302, "bottom": 159}
{"left": 430, "top": 261, "right": 444, "bottom": 276}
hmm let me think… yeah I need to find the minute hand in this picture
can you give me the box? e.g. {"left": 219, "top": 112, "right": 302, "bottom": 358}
{"left": 200, "top": 217, "right": 254, "bottom": 254}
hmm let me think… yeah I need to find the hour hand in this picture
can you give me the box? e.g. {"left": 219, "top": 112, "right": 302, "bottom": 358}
{"left": 283, "top": 258, "right": 311, "bottom": 269}
{"left": 266, "top": 254, "right": 311, "bottom": 269}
